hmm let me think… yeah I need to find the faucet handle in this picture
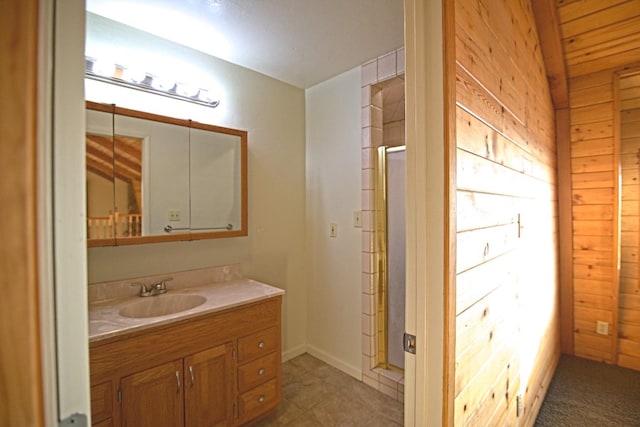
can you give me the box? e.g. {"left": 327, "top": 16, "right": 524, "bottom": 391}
{"left": 155, "top": 277, "right": 173, "bottom": 293}
{"left": 131, "top": 282, "right": 152, "bottom": 297}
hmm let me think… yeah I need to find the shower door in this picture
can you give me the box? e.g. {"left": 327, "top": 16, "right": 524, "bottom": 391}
{"left": 377, "top": 146, "right": 406, "bottom": 371}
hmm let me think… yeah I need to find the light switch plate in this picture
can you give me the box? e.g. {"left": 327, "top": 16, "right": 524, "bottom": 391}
{"left": 353, "top": 211, "right": 362, "bottom": 228}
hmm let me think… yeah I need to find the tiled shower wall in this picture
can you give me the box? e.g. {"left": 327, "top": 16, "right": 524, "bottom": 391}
{"left": 360, "top": 47, "right": 405, "bottom": 402}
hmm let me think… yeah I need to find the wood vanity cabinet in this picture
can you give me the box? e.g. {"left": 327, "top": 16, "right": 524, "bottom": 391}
{"left": 89, "top": 296, "right": 282, "bottom": 427}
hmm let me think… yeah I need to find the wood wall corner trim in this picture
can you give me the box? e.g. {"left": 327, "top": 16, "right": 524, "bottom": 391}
{"left": 531, "top": 0, "right": 569, "bottom": 109}
{"left": 556, "top": 107, "right": 574, "bottom": 355}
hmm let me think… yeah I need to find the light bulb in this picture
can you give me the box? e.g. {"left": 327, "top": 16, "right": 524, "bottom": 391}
{"left": 92, "top": 59, "right": 115, "bottom": 78}
{"left": 175, "top": 82, "right": 199, "bottom": 98}
{"left": 150, "top": 75, "right": 175, "bottom": 91}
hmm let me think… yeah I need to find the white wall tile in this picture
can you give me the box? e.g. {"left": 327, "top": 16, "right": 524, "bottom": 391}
{"left": 361, "top": 168, "right": 373, "bottom": 190}
{"left": 371, "top": 105, "right": 383, "bottom": 129}
{"left": 362, "top": 230, "right": 375, "bottom": 254}
{"left": 371, "top": 126, "right": 383, "bottom": 148}
{"left": 361, "top": 147, "right": 373, "bottom": 170}
{"left": 361, "top": 272, "right": 374, "bottom": 294}
{"left": 397, "top": 47, "right": 405, "bottom": 75}
{"left": 361, "top": 85, "right": 371, "bottom": 107}
{"left": 378, "top": 51, "right": 397, "bottom": 81}
{"left": 361, "top": 106, "right": 371, "bottom": 127}
{"left": 361, "top": 60, "right": 378, "bottom": 87}
{"left": 361, "top": 126, "right": 371, "bottom": 149}
{"left": 361, "top": 188, "right": 374, "bottom": 209}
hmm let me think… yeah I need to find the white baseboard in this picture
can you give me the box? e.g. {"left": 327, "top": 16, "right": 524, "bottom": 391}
{"left": 282, "top": 344, "right": 307, "bottom": 362}
{"left": 306, "top": 345, "right": 362, "bottom": 380}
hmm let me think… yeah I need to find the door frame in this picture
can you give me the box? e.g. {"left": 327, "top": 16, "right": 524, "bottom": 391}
{"left": 403, "top": 0, "right": 453, "bottom": 425}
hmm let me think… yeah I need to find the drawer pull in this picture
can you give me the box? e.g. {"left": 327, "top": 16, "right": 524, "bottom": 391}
{"left": 258, "top": 368, "right": 265, "bottom": 376}
{"left": 258, "top": 395, "right": 265, "bottom": 403}
{"left": 258, "top": 341, "right": 265, "bottom": 349}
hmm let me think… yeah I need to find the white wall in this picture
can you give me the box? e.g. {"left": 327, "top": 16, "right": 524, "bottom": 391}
{"left": 305, "top": 68, "right": 363, "bottom": 377}
{"left": 85, "top": 14, "right": 308, "bottom": 358}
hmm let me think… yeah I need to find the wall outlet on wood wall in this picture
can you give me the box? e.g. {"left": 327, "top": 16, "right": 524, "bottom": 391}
{"left": 596, "top": 321, "right": 609, "bottom": 336}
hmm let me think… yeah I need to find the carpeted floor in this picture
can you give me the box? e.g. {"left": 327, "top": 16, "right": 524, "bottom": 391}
{"left": 535, "top": 355, "right": 640, "bottom": 426}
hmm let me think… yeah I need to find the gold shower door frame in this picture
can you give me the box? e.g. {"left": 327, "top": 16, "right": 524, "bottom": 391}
{"left": 376, "top": 145, "right": 405, "bottom": 372}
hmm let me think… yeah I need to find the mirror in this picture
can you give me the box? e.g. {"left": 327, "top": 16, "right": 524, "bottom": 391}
{"left": 86, "top": 101, "right": 247, "bottom": 246}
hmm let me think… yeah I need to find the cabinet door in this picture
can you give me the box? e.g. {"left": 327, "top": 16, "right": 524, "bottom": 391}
{"left": 184, "top": 343, "right": 234, "bottom": 427}
{"left": 120, "top": 359, "right": 184, "bottom": 427}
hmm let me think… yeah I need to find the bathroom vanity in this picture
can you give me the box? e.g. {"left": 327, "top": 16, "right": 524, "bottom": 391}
{"left": 88, "top": 267, "right": 283, "bottom": 427}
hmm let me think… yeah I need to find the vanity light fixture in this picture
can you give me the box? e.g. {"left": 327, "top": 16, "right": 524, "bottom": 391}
{"left": 85, "top": 56, "right": 220, "bottom": 108}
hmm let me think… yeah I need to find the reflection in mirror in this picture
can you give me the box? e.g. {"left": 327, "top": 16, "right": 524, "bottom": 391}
{"left": 113, "top": 135, "right": 143, "bottom": 238}
{"left": 86, "top": 131, "right": 143, "bottom": 240}
{"left": 86, "top": 108, "right": 115, "bottom": 243}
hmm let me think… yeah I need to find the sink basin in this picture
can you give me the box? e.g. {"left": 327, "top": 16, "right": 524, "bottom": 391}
{"left": 119, "top": 294, "right": 207, "bottom": 318}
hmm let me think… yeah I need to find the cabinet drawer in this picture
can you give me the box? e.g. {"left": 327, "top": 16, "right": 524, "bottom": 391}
{"left": 90, "top": 381, "right": 112, "bottom": 424}
{"left": 238, "top": 378, "right": 279, "bottom": 419}
{"left": 238, "top": 327, "right": 278, "bottom": 362}
{"left": 238, "top": 352, "right": 278, "bottom": 393}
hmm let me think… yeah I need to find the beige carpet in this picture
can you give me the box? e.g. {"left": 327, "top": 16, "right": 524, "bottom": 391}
{"left": 535, "top": 355, "right": 640, "bottom": 426}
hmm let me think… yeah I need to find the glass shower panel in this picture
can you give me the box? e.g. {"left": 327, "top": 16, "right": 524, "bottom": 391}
{"left": 386, "top": 148, "right": 406, "bottom": 370}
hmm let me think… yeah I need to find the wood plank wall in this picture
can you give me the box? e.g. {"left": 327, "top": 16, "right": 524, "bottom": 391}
{"left": 557, "top": 0, "right": 640, "bottom": 366}
{"left": 619, "top": 72, "right": 640, "bottom": 370}
{"left": 453, "top": 0, "right": 559, "bottom": 425}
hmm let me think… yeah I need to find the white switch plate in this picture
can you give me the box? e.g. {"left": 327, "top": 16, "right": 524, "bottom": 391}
{"left": 330, "top": 223, "right": 338, "bottom": 238}
{"left": 168, "top": 209, "right": 181, "bottom": 221}
{"left": 353, "top": 211, "right": 362, "bottom": 228}
{"left": 596, "top": 320, "right": 609, "bottom": 336}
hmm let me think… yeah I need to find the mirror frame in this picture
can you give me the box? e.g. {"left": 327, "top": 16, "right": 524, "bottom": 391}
{"left": 86, "top": 101, "right": 248, "bottom": 247}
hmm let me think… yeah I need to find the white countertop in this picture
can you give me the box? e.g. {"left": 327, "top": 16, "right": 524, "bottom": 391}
{"left": 89, "top": 279, "right": 284, "bottom": 343}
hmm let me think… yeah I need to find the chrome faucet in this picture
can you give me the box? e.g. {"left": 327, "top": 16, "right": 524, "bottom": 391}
{"left": 131, "top": 277, "right": 173, "bottom": 297}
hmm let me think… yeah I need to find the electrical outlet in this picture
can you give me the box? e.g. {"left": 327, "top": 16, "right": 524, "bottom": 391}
{"left": 596, "top": 321, "right": 609, "bottom": 335}
{"left": 353, "top": 211, "right": 362, "bottom": 228}
{"left": 168, "top": 209, "right": 181, "bottom": 222}
{"left": 330, "top": 223, "right": 338, "bottom": 238}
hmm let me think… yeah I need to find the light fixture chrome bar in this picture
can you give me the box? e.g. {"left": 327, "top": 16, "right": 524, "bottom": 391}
{"left": 85, "top": 58, "right": 220, "bottom": 108}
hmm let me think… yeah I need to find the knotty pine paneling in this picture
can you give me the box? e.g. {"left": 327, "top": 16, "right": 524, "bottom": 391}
{"left": 557, "top": 0, "right": 640, "bottom": 367}
{"left": 618, "top": 73, "right": 640, "bottom": 370}
{"left": 568, "top": 74, "right": 618, "bottom": 361}
{"left": 454, "top": 0, "right": 559, "bottom": 425}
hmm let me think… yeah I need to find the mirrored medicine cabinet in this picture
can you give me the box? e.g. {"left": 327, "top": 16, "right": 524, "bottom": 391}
{"left": 86, "top": 101, "right": 247, "bottom": 247}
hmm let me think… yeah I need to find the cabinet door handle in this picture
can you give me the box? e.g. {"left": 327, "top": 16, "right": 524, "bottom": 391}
{"left": 258, "top": 368, "right": 265, "bottom": 376}
{"left": 258, "top": 341, "right": 265, "bottom": 349}
{"left": 189, "top": 365, "right": 195, "bottom": 387}
{"left": 175, "top": 371, "right": 181, "bottom": 394}
{"left": 258, "top": 395, "right": 265, "bottom": 404}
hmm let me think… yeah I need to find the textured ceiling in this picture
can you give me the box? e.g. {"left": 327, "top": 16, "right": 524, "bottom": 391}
{"left": 86, "top": 0, "right": 404, "bottom": 89}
